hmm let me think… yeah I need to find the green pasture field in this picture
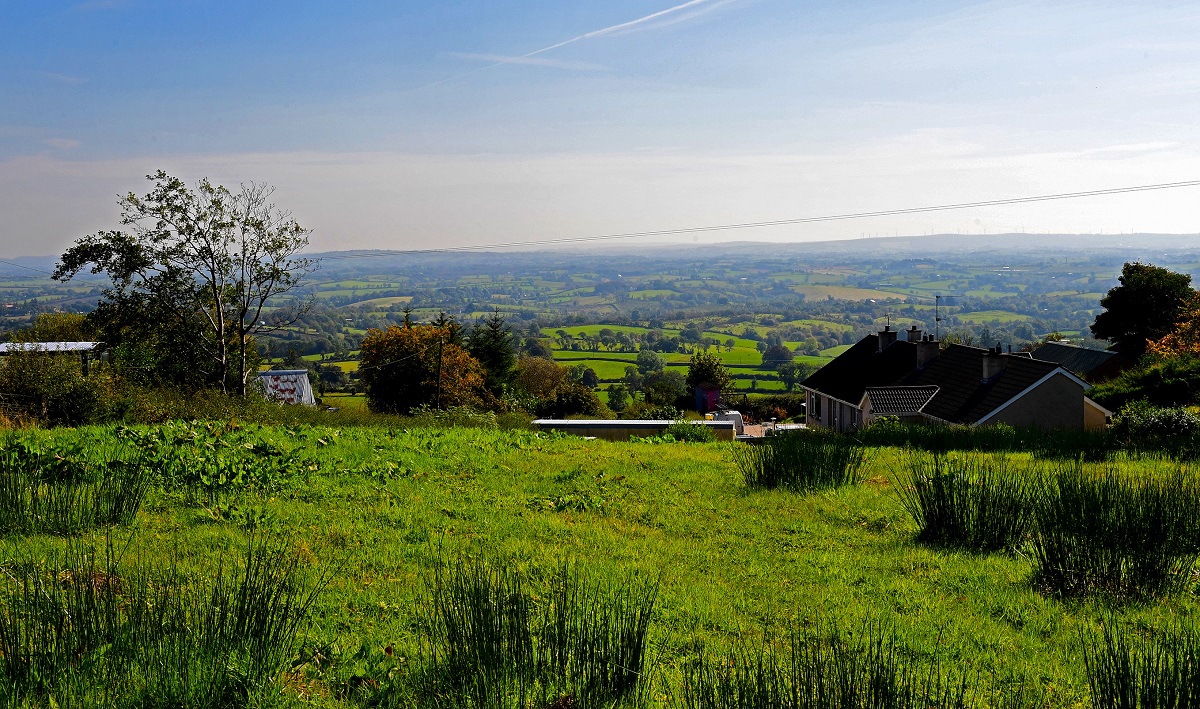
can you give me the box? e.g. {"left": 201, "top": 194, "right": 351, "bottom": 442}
{"left": 553, "top": 358, "right": 632, "bottom": 380}
{"left": 348, "top": 296, "right": 413, "bottom": 308}
{"left": 553, "top": 350, "right": 639, "bottom": 362}
{"left": 792, "top": 285, "right": 907, "bottom": 301}
{"left": 732, "top": 377, "right": 786, "bottom": 391}
{"left": 0, "top": 423, "right": 1195, "bottom": 706}
{"left": 820, "top": 344, "right": 853, "bottom": 357}
{"left": 320, "top": 392, "right": 369, "bottom": 410}
{"left": 956, "top": 310, "right": 1035, "bottom": 324}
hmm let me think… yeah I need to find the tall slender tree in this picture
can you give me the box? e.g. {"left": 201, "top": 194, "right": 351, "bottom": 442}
{"left": 467, "top": 309, "right": 516, "bottom": 396}
{"left": 53, "top": 171, "right": 316, "bottom": 395}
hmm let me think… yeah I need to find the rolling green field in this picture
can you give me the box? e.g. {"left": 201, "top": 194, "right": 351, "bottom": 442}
{"left": 0, "top": 422, "right": 1192, "bottom": 706}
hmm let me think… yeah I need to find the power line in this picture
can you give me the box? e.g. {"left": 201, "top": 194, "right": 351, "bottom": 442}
{"left": 0, "top": 259, "right": 53, "bottom": 275}
{"left": 315, "top": 179, "right": 1200, "bottom": 261}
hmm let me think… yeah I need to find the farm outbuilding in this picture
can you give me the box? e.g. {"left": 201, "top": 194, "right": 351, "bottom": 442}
{"left": 0, "top": 341, "right": 101, "bottom": 376}
{"left": 258, "top": 369, "right": 316, "bottom": 406}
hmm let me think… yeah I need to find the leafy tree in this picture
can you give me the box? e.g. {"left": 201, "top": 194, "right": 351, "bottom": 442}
{"left": 643, "top": 370, "right": 687, "bottom": 406}
{"left": 777, "top": 361, "right": 818, "bottom": 392}
{"left": 467, "top": 309, "right": 516, "bottom": 396}
{"left": 635, "top": 348, "right": 664, "bottom": 376}
{"left": 760, "top": 343, "right": 795, "bottom": 370}
{"left": 1147, "top": 293, "right": 1200, "bottom": 360}
{"left": 8, "top": 313, "right": 93, "bottom": 343}
{"left": 510, "top": 356, "right": 609, "bottom": 417}
{"left": 522, "top": 338, "right": 554, "bottom": 359}
{"left": 777, "top": 361, "right": 801, "bottom": 392}
{"left": 686, "top": 349, "right": 733, "bottom": 394}
{"left": 53, "top": 171, "right": 315, "bottom": 396}
{"left": 547, "top": 382, "right": 607, "bottom": 418}
{"left": 623, "top": 365, "right": 644, "bottom": 393}
{"left": 316, "top": 363, "right": 349, "bottom": 392}
{"left": 680, "top": 322, "right": 704, "bottom": 343}
{"left": 1091, "top": 262, "right": 1194, "bottom": 356}
{"left": 565, "top": 364, "right": 599, "bottom": 388}
{"left": 607, "top": 383, "right": 630, "bottom": 412}
{"left": 514, "top": 356, "right": 566, "bottom": 401}
{"left": 359, "top": 323, "right": 487, "bottom": 414}
{"left": 0, "top": 347, "right": 106, "bottom": 425}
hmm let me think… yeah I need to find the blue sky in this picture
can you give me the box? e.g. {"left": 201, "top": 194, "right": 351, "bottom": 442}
{"left": 2, "top": 1, "right": 1199, "bottom": 256}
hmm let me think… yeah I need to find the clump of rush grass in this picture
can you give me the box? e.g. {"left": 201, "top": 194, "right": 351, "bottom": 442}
{"left": 1084, "top": 619, "right": 1200, "bottom": 709}
{"left": 734, "top": 431, "right": 865, "bottom": 491}
{"left": 676, "top": 621, "right": 970, "bottom": 709}
{"left": 1032, "top": 460, "right": 1200, "bottom": 600}
{"left": 895, "top": 452, "right": 1035, "bottom": 553}
{"left": 0, "top": 536, "right": 323, "bottom": 707}
{"left": 411, "top": 554, "right": 658, "bottom": 708}
{"left": 0, "top": 438, "right": 153, "bottom": 535}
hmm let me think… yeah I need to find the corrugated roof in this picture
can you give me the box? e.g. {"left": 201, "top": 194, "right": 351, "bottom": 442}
{"left": 800, "top": 334, "right": 919, "bottom": 404}
{"left": 0, "top": 341, "right": 99, "bottom": 353}
{"left": 1030, "top": 342, "right": 1117, "bottom": 377}
{"left": 865, "top": 385, "right": 939, "bottom": 414}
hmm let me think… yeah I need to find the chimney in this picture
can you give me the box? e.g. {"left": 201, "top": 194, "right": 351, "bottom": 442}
{"left": 877, "top": 325, "right": 897, "bottom": 352}
{"left": 982, "top": 345, "right": 1007, "bottom": 381}
{"left": 916, "top": 335, "right": 940, "bottom": 367}
{"left": 906, "top": 325, "right": 923, "bottom": 342}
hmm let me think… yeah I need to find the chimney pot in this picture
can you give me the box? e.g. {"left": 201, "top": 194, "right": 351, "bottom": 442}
{"left": 982, "top": 348, "right": 1007, "bottom": 381}
{"left": 916, "top": 337, "right": 939, "bottom": 367}
{"left": 878, "top": 326, "right": 898, "bottom": 351}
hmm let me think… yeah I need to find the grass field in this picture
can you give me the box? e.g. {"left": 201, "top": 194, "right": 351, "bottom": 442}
{"left": 956, "top": 310, "right": 1035, "bottom": 324}
{"left": 0, "top": 423, "right": 1190, "bottom": 706}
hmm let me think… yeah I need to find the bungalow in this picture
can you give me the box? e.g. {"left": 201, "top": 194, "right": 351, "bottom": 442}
{"left": 802, "top": 325, "right": 1107, "bottom": 432}
{"left": 1029, "top": 341, "right": 1132, "bottom": 383}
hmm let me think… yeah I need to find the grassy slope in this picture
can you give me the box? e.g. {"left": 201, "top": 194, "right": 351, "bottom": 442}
{"left": 2, "top": 424, "right": 1184, "bottom": 706}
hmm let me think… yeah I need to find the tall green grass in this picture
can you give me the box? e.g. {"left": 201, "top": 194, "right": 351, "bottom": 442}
{"left": 676, "top": 621, "right": 969, "bottom": 709}
{"left": 896, "top": 453, "right": 1035, "bottom": 552}
{"left": 0, "top": 439, "right": 151, "bottom": 534}
{"left": 1084, "top": 620, "right": 1200, "bottom": 709}
{"left": 410, "top": 554, "right": 658, "bottom": 708}
{"left": 857, "top": 419, "right": 1116, "bottom": 461}
{"left": 0, "top": 537, "right": 321, "bottom": 706}
{"left": 735, "top": 431, "right": 865, "bottom": 491}
{"left": 1032, "top": 461, "right": 1200, "bottom": 599}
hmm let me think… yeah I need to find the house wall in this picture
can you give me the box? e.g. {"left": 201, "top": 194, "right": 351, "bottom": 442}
{"left": 804, "top": 390, "right": 861, "bottom": 432}
{"left": 805, "top": 390, "right": 826, "bottom": 429}
{"left": 979, "top": 372, "right": 1085, "bottom": 430}
{"left": 1084, "top": 398, "right": 1110, "bottom": 430}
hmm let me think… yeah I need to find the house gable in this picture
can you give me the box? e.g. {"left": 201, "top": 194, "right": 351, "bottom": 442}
{"left": 978, "top": 369, "right": 1088, "bottom": 429}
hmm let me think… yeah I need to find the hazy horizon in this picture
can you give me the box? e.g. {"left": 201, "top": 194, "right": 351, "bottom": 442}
{"left": 3, "top": 1, "right": 1200, "bottom": 257}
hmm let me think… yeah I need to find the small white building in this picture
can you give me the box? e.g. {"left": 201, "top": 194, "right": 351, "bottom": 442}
{"left": 257, "top": 370, "right": 316, "bottom": 406}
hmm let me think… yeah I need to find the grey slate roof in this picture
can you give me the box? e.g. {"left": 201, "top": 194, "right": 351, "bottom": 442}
{"left": 865, "top": 385, "right": 939, "bottom": 415}
{"left": 1030, "top": 342, "right": 1117, "bottom": 377}
{"left": 805, "top": 335, "right": 1086, "bottom": 426}
{"left": 800, "top": 334, "right": 918, "bottom": 404}
{"left": 899, "top": 345, "right": 1063, "bottom": 424}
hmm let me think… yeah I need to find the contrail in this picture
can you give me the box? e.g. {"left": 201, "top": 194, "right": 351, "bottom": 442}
{"left": 524, "top": 0, "right": 716, "bottom": 57}
{"left": 416, "top": 0, "right": 728, "bottom": 91}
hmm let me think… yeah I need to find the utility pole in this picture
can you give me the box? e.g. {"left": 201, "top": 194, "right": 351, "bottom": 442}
{"left": 435, "top": 336, "right": 444, "bottom": 410}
